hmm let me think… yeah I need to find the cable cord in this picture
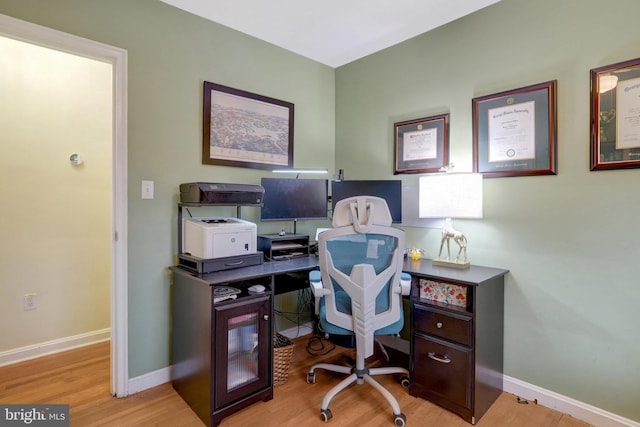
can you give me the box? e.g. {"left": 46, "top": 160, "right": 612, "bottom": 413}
{"left": 305, "top": 321, "right": 336, "bottom": 356}
{"left": 274, "top": 287, "right": 314, "bottom": 338}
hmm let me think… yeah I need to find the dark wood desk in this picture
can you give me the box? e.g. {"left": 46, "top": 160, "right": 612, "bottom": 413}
{"left": 170, "top": 257, "right": 507, "bottom": 426}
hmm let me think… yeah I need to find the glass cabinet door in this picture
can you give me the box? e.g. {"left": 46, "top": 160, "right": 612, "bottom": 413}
{"left": 214, "top": 296, "right": 271, "bottom": 408}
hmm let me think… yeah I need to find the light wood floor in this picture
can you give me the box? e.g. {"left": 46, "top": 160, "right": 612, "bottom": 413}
{"left": 0, "top": 337, "right": 591, "bottom": 427}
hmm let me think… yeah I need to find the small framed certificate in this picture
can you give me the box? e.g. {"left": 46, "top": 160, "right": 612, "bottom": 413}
{"left": 590, "top": 57, "right": 640, "bottom": 171}
{"left": 472, "top": 81, "right": 557, "bottom": 178}
{"left": 394, "top": 113, "right": 449, "bottom": 174}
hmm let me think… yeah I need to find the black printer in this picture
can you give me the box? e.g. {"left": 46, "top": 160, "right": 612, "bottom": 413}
{"left": 179, "top": 182, "right": 264, "bottom": 205}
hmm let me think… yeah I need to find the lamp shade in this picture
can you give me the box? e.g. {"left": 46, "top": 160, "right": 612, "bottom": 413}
{"left": 418, "top": 173, "right": 483, "bottom": 219}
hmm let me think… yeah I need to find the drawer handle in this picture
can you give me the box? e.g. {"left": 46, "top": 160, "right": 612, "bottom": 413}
{"left": 427, "top": 352, "right": 451, "bottom": 364}
{"left": 436, "top": 322, "right": 443, "bottom": 329}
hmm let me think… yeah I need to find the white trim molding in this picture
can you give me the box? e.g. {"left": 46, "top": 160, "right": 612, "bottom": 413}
{"left": 278, "top": 322, "right": 314, "bottom": 339}
{"left": 128, "top": 367, "right": 171, "bottom": 396}
{"left": 126, "top": 324, "right": 315, "bottom": 397}
{"left": 504, "top": 375, "right": 640, "bottom": 427}
{"left": 112, "top": 341, "right": 640, "bottom": 427}
{"left": 0, "top": 329, "right": 111, "bottom": 367}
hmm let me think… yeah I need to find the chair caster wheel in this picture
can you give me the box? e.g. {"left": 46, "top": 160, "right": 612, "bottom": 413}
{"left": 307, "top": 372, "right": 316, "bottom": 384}
{"left": 320, "top": 408, "right": 333, "bottom": 422}
{"left": 393, "top": 413, "right": 406, "bottom": 427}
{"left": 400, "top": 376, "right": 410, "bottom": 388}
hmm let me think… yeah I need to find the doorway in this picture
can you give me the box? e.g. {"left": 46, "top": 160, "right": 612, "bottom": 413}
{"left": 0, "top": 14, "right": 128, "bottom": 396}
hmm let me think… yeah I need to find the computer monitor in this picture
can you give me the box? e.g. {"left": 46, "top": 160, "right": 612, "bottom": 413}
{"left": 331, "top": 180, "right": 402, "bottom": 223}
{"left": 260, "top": 178, "right": 329, "bottom": 223}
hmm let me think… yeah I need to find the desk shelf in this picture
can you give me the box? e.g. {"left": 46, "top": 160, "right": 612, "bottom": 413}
{"left": 257, "top": 234, "right": 309, "bottom": 261}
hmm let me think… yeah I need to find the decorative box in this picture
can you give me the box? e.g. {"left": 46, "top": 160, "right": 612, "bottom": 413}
{"left": 419, "top": 279, "right": 467, "bottom": 307}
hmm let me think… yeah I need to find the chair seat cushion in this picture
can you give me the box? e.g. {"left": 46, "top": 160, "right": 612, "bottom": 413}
{"left": 319, "top": 290, "right": 403, "bottom": 336}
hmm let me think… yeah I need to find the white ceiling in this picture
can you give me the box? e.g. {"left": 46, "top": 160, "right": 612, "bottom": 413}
{"left": 159, "top": 0, "right": 501, "bottom": 68}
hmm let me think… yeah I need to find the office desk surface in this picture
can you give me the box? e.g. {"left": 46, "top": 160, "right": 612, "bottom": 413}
{"left": 170, "top": 255, "right": 320, "bottom": 286}
{"left": 170, "top": 256, "right": 509, "bottom": 287}
{"left": 402, "top": 258, "right": 509, "bottom": 286}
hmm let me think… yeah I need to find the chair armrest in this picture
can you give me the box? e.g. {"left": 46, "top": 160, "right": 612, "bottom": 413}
{"left": 309, "top": 270, "right": 330, "bottom": 315}
{"left": 400, "top": 272, "right": 411, "bottom": 296}
{"left": 392, "top": 272, "right": 411, "bottom": 296}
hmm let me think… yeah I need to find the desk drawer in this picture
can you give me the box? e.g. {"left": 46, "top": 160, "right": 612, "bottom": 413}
{"left": 412, "top": 334, "right": 472, "bottom": 409}
{"left": 414, "top": 305, "right": 471, "bottom": 346}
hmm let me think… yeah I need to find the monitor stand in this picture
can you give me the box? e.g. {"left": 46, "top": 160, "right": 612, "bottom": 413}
{"left": 279, "top": 219, "right": 298, "bottom": 236}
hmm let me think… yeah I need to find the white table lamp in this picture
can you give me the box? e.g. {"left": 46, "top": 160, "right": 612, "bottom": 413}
{"left": 418, "top": 173, "right": 483, "bottom": 269}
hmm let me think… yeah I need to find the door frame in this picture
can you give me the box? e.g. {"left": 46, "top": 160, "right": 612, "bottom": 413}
{"left": 0, "top": 13, "right": 129, "bottom": 397}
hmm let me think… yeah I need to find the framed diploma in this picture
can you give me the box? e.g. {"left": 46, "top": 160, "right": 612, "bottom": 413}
{"left": 394, "top": 113, "right": 449, "bottom": 174}
{"left": 203, "top": 81, "right": 294, "bottom": 170}
{"left": 590, "top": 57, "right": 640, "bottom": 171}
{"left": 472, "top": 81, "right": 557, "bottom": 178}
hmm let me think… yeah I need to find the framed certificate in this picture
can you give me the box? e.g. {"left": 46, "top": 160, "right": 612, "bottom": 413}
{"left": 472, "top": 81, "right": 557, "bottom": 178}
{"left": 590, "top": 57, "right": 640, "bottom": 171}
{"left": 394, "top": 113, "right": 449, "bottom": 174}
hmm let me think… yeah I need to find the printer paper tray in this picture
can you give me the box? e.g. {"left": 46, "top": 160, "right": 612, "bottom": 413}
{"left": 178, "top": 252, "right": 263, "bottom": 274}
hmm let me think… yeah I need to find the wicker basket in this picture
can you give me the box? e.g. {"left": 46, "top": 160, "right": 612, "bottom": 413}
{"left": 273, "top": 333, "right": 295, "bottom": 386}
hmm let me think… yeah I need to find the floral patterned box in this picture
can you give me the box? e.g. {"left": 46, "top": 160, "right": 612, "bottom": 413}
{"left": 419, "top": 279, "right": 467, "bottom": 307}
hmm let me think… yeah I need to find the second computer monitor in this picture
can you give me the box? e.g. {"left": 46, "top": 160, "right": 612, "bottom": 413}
{"left": 331, "top": 180, "right": 402, "bottom": 223}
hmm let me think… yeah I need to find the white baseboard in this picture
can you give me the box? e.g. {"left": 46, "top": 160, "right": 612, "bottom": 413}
{"left": 122, "top": 340, "right": 638, "bottom": 427}
{"left": 128, "top": 366, "right": 171, "bottom": 396}
{"left": 278, "top": 322, "right": 314, "bottom": 339}
{"left": 0, "top": 328, "right": 111, "bottom": 367}
{"left": 126, "top": 324, "right": 315, "bottom": 397}
{"left": 504, "top": 375, "right": 640, "bottom": 427}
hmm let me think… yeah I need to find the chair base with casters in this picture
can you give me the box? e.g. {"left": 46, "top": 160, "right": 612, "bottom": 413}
{"left": 307, "top": 345, "right": 410, "bottom": 426}
{"left": 308, "top": 266, "right": 412, "bottom": 425}
{"left": 308, "top": 196, "right": 412, "bottom": 426}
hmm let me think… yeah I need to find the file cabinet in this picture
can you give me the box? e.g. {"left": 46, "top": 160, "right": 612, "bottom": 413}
{"left": 404, "top": 260, "right": 508, "bottom": 425}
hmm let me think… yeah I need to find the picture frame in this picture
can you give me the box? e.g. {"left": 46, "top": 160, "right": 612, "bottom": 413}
{"left": 394, "top": 113, "right": 449, "bottom": 174}
{"left": 203, "top": 81, "right": 294, "bottom": 170}
{"left": 472, "top": 80, "right": 557, "bottom": 178}
{"left": 590, "top": 57, "right": 640, "bottom": 171}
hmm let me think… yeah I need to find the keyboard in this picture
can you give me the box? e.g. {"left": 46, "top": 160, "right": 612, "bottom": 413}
{"left": 214, "top": 286, "right": 241, "bottom": 303}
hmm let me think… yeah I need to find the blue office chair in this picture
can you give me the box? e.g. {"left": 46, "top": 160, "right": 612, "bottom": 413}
{"left": 307, "top": 196, "right": 411, "bottom": 426}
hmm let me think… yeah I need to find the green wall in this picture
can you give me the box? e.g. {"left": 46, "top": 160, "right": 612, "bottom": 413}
{"left": 0, "top": 0, "right": 335, "bottom": 376}
{"left": 336, "top": 0, "right": 640, "bottom": 421}
{"left": 2, "top": 0, "right": 639, "bottom": 422}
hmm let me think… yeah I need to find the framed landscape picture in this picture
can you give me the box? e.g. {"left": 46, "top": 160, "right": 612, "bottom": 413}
{"left": 203, "top": 81, "right": 294, "bottom": 170}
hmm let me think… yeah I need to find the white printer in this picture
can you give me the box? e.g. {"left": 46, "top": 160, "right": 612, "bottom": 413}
{"left": 182, "top": 217, "right": 257, "bottom": 259}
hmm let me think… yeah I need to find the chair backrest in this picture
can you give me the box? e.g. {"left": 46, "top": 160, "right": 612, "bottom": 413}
{"left": 318, "top": 196, "right": 405, "bottom": 358}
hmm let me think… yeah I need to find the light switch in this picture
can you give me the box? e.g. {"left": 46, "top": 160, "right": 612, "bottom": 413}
{"left": 142, "top": 180, "right": 154, "bottom": 199}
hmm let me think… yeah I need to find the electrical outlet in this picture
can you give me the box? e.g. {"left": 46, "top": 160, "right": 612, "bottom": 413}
{"left": 23, "top": 293, "right": 37, "bottom": 311}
